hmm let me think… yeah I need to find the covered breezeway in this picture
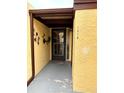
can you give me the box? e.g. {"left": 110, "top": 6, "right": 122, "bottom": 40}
{"left": 28, "top": 8, "right": 74, "bottom": 90}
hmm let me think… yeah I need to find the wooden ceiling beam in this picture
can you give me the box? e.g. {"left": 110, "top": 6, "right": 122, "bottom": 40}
{"left": 33, "top": 13, "right": 73, "bottom": 17}
{"left": 34, "top": 17, "right": 73, "bottom": 27}
{"left": 45, "top": 21, "right": 72, "bottom": 25}
{"left": 29, "top": 8, "right": 73, "bottom": 14}
{"left": 47, "top": 24, "right": 73, "bottom": 28}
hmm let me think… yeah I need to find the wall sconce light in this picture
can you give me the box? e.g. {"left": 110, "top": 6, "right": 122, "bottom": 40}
{"left": 42, "top": 33, "right": 50, "bottom": 44}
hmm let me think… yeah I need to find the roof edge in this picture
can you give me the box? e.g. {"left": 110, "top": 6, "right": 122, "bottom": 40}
{"left": 74, "top": 0, "right": 97, "bottom": 10}
{"left": 29, "top": 8, "right": 74, "bottom": 14}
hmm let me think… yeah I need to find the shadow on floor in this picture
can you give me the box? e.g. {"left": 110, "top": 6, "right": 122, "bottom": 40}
{"left": 27, "top": 61, "right": 80, "bottom": 93}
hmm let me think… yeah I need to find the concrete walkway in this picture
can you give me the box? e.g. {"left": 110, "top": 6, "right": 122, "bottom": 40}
{"left": 27, "top": 61, "right": 77, "bottom": 93}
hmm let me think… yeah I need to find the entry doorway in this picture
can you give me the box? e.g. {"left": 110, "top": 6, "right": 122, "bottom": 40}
{"left": 52, "top": 28, "right": 66, "bottom": 61}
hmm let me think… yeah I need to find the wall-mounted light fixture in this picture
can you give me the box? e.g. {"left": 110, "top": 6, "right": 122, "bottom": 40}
{"left": 42, "top": 33, "right": 50, "bottom": 44}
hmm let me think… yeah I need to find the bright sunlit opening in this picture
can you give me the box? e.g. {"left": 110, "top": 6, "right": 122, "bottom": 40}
{"left": 28, "top": 0, "right": 74, "bottom": 9}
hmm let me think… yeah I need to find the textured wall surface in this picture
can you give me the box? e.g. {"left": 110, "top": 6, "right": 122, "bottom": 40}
{"left": 34, "top": 19, "right": 50, "bottom": 76}
{"left": 65, "top": 28, "right": 72, "bottom": 61}
{"left": 27, "top": 3, "right": 33, "bottom": 81}
{"left": 72, "top": 9, "right": 97, "bottom": 93}
{"left": 27, "top": 3, "right": 51, "bottom": 80}
{"left": 69, "top": 31, "right": 72, "bottom": 61}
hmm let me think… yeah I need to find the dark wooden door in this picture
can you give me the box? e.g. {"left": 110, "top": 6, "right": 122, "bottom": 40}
{"left": 52, "top": 29, "right": 66, "bottom": 61}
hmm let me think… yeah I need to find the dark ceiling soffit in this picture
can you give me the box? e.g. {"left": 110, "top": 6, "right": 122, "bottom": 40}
{"left": 29, "top": 8, "right": 74, "bottom": 28}
{"left": 33, "top": 13, "right": 73, "bottom": 17}
{"left": 35, "top": 17, "right": 73, "bottom": 28}
{"left": 47, "top": 24, "right": 73, "bottom": 28}
{"left": 35, "top": 18, "right": 72, "bottom": 24}
{"left": 74, "top": 0, "right": 97, "bottom": 10}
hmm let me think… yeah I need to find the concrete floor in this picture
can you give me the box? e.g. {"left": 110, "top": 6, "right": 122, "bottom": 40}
{"left": 27, "top": 61, "right": 79, "bottom": 93}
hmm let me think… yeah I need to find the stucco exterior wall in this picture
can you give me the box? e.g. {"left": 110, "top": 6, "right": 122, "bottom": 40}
{"left": 69, "top": 30, "right": 72, "bottom": 61}
{"left": 34, "top": 19, "right": 50, "bottom": 76}
{"left": 66, "top": 28, "right": 72, "bottom": 61}
{"left": 27, "top": 3, "right": 33, "bottom": 81}
{"left": 27, "top": 3, "right": 50, "bottom": 81}
{"left": 72, "top": 9, "right": 97, "bottom": 93}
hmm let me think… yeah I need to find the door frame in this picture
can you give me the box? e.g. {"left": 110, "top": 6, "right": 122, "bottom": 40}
{"left": 51, "top": 28, "right": 66, "bottom": 61}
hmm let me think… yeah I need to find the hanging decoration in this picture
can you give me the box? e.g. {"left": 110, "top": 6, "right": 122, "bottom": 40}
{"left": 42, "top": 33, "right": 50, "bottom": 45}
{"left": 34, "top": 32, "right": 40, "bottom": 45}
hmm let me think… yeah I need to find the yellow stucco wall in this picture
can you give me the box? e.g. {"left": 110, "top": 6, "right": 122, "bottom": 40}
{"left": 73, "top": 9, "right": 97, "bottom": 93}
{"left": 27, "top": 3, "right": 33, "bottom": 81}
{"left": 27, "top": 3, "right": 50, "bottom": 80}
{"left": 34, "top": 19, "right": 50, "bottom": 76}
{"left": 69, "top": 30, "right": 72, "bottom": 61}
{"left": 66, "top": 28, "right": 72, "bottom": 61}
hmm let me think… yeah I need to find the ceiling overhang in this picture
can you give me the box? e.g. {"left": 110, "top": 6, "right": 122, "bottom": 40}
{"left": 29, "top": 0, "right": 97, "bottom": 28}
{"left": 29, "top": 8, "right": 74, "bottom": 28}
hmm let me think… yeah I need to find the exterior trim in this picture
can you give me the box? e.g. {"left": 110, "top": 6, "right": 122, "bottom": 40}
{"left": 29, "top": 8, "right": 73, "bottom": 14}
{"left": 74, "top": 0, "right": 97, "bottom": 10}
{"left": 71, "top": 28, "right": 73, "bottom": 65}
{"left": 27, "top": 77, "right": 33, "bottom": 86}
{"left": 27, "top": 12, "right": 35, "bottom": 86}
{"left": 74, "top": 0, "right": 96, "bottom": 3}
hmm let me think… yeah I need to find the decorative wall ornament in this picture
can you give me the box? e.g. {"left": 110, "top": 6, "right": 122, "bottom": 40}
{"left": 34, "top": 32, "right": 40, "bottom": 45}
{"left": 42, "top": 33, "right": 50, "bottom": 45}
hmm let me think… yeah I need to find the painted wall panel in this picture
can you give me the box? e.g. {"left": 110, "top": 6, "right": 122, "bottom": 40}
{"left": 27, "top": 3, "right": 33, "bottom": 81}
{"left": 66, "top": 28, "right": 72, "bottom": 61}
{"left": 73, "top": 9, "right": 97, "bottom": 93}
{"left": 27, "top": 3, "right": 51, "bottom": 80}
{"left": 34, "top": 19, "right": 50, "bottom": 76}
{"left": 69, "top": 30, "right": 72, "bottom": 61}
